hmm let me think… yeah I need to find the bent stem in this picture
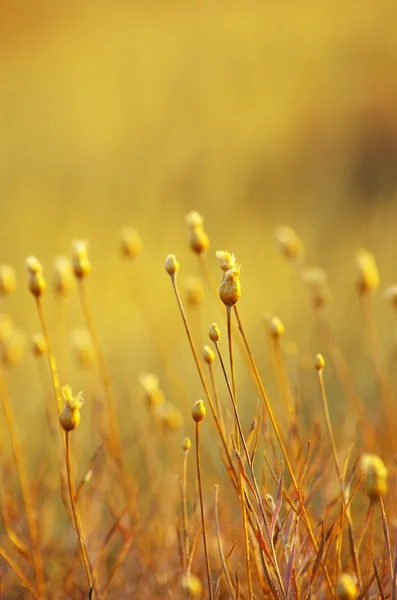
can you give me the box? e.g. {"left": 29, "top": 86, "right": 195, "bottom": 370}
{"left": 65, "top": 431, "right": 95, "bottom": 595}
{"left": 195, "top": 422, "right": 214, "bottom": 600}
{"left": 234, "top": 306, "right": 335, "bottom": 598}
{"left": 0, "top": 367, "right": 46, "bottom": 599}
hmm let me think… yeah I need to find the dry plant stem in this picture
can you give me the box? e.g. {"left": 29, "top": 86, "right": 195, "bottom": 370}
{"left": 181, "top": 449, "right": 190, "bottom": 570}
{"left": 214, "top": 485, "right": 236, "bottom": 600}
{"left": 234, "top": 306, "right": 335, "bottom": 598}
{"left": 208, "top": 363, "right": 225, "bottom": 435}
{"left": 170, "top": 275, "right": 237, "bottom": 485}
{"left": 271, "top": 337, "right": 299, "bottom": 440}
{"left": 227, "top": 306, "right": 254, "bottom": 600}
{"left": 195, "top": 422, "right": 214, "bottom": 600}
{"left": 0, "top": 367, "right": 46, "bottom": 599}
{"left": 101, "top": 537, "right": 134, "bottom": 596}
{"left": 77, "top": 280, "right": 120, "bottom": 457}
{"left": 65, "top": 431, "right": 95, "bottom": 595}
{"left": 379, "top": 497, "right": 393, "bottom": 579}
{"left": 317, "top": 370, "right": 362, "bottom": 588}
{"left": 36, "top": 297, "right": 63, "bottom": 417}
{"left": 0, "top": 544, "right": 39, "bottom": 598}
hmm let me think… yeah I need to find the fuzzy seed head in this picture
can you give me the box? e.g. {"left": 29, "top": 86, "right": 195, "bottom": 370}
{"left": 60, "top": 385, "right": 83, "bottom": 432}
{"left": 184, "top": 276, "right": 204, "bottom": 308}
{"left": 219, "top": 265, "right": 241, "bottom": 307}
{"left": 360, "top": 453, "right": 388, "bottom": 500}
{"left": 185, "top": 211, "right": 204, "bottom": 229}
{"left": 52, "top": 256, "right": 75, "bottom": 295}
{"left": 202, "top": 345, "right": 215, "bottom": 364}
{"left": 192, "top": 399, "right": 206, "bottom": 423}
{"left": 1, "top": 329, "right": 26, "bottom": 367}
{"left": 183, "top": 437, "right": 191, "bottom": 452}
{"left": 216, "top": 250, "right": 236, "bottom": 272}
{"left": 70, "top": 329, "right": 96, "bottom": 368}
{"left": 157, "top": 402, "right": 184, "bottom": 432}
{"left": 269, "top": 316, "right": 285, "bottom": 339}
{"left": 120, "top": 226, "right": 142, "bottom": 260}
{"left": 355, "top": 249, "right": 379, "bottom": 294}
{"left": 274, "top": 226, "right": 303, "bottom": 260}
{"left": 301, "top": 267, "right": 332, "bottom": 310}
{"left": 337, "top": 573, "right": 357, "bottom": 600}
{"left": 139, "top": 373, "right": 165, "bottom": 407}
{"left": 188, "top": 228, "right": 210, "bottom": 255}
{"left": 182, "top": 573, "right": 202, "bottom": 597}
{"left": 31, "top": 333, "right": 46, "bottom": 358}
{"left": 0, "top": 265, "right": 16, "bottom": 296}
{"left": 72, "top": 240, "right": 91, "bottom": 279}
{"left": 26, "top": 257, "right": 46, "bottom": 297}
{"left": 164, "top": 254, "right": 179, "bottom": 276}
{"left": 209, "top": 323, "right": 220, "bottom": 342}
{"left": 314, "top": 353, "right": 325, "bottom": 371}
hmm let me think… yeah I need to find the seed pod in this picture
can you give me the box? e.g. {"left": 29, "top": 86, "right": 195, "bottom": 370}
{"left": 360, "top": 453, "right": 388, "bottom": 499}
{"left": 164, "top": 255, "right": 179, "bottom": 276}
{"left": 355, "top": 249, "right": 379, "bottom": 294}
{"left": 269, "top": 316, "right": 285, "bottom": 339}
{"left": 182, "top": 437, "right": 191, "bottom": 452}
{"left": 0, "top": 265, "right": 16, "bottom": 296}
{"left": 209, "top": 323, "right": 220, "bottom": 342}
{"left": 314, "top": 353, "right": 325, "bottom": 371}
{"left": 337, "top": 573, "right": 357, "bottom": 600}
{"left": 60, "top": 386, "right": 83, "bottom": 432}
{"left": 192, "top": 399, "right": 206, "bottom": 423}
{"left": 26, "top": 257, "right": 46, "bottom": 297}
{"left": 219, "top": 266, "right": 241, "bottom": 307}
{"left": 202, "top": 345, "right": 215, "bottom": 364}
{"left": 72, "top": 240, "right": 91, "bottom": 279}
{"left": 52, "top": 256, "right": 74, "bottom": 295}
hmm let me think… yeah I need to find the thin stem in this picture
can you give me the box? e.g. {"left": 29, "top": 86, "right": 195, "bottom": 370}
{"left": 226, "top": 306, "right": 253, "bottom": 600}
{"left": 0, "top": 367, "right": 46, "bottom": 599}
{"left": 234, "top": 306, "right": 335, "bottom": 598}
{"left": 36, "top": 297, "right": 63, "bottom": 417}
{"left": 208, "top": 363, "right": 225, "bottom": 435}
{"left": 181, "top": 448, "right": 190, "bottom": 571}
{"left": 379, "top": 497, "right": 393, "bottom": 579}
{"left": 195, "top": 422, "right": 214, "bottom": 600}
{"left": 214, "top": 485, "right": 236, "bottom": 600}
{"left": 65, "top": 431, "right": 95, "bottom": 595}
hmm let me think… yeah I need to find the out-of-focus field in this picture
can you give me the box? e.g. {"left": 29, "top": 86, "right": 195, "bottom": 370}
{"left": 1, "top": 2, "right": 397, "bottom": 595}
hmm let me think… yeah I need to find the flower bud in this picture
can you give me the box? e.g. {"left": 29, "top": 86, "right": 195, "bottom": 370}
{"left": 52, "top": 256, "right": 74, "bottom": 295}
{"left": 355, "top": 249, "right": 379, "bottom": 294}
{"left": 274, "top": 226, "right": 303, "bottom": 260}
{"left": 164, "top": 254, "right": 179, "bottom": 276}
{"left": 219, "top": 266, "right": 241, "bottom": 307}
{"left": 60, "top": 386, "right": 83, "bottom": 432}
{"left": 209, "top": 323, "right": 220, "bottom": 342}
{"left": 182, "top": 437, "right": 191, "bottom": 452}
{"left": 360, "top": 453, "right": 388, "bottom": 500}
{"left": 72, "top": 240, "right": 91, "bottom": 279}
{"left": 192, "top": 399, "right": 206, "bottom": 423}
{"left": 269, "top": 316, "right": 285, "bottom": 339}
{"left": 31, "top": 333, "right": 46, "bottom": 358}
{"left": 337, "top": 573, "right": 357, "bottom": 600}
{"left": 26, "top": 257, "right": 46, "bottom": 297}
{"left": 120, "top": 227, "right": 142, "bottom": 260}
{"left": 314, "top": 353, "right": 325, "bottom": 371}
{"left": 202, "top": 345, "right": 215, "bottom": 364}
{"left": 0, "top": 265, "right": 16, "bottom": 296}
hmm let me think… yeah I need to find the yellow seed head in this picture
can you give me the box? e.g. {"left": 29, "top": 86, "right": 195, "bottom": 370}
{"left": 120, "top": 226, "right": 142, "bottom": 259}
{"left": 337, "top": 573, "right": 358, "bottom": 600}
{"left": 314, "top": 353, "right": 325, "bottom": 371}
{"left": 202, "top": 345, "right": 215, "bottom": 364}
{"left": 185, "top": 211, "right": 204, "bottom": 229}
{"left": 192, "top": 399, "right": 206, "bottom": 423}
{"left": 26, "top": 257, "right": 46, "bottom": 297}
{"left": 274, "top": 225, "right": 304, "bottom": 260}
{"left": 2, "top": 329, "right": 26, "bottom": 367}
{"left": 219, "top": 266, "right": 241, "bottom": 307}
{"left": 70, "top": 328, "right": 96, "bottom": 367}
{"left": 360, "top": 453, "right": 388, "bottom": 500}
{"left": 157, "top": 402, "right": 184, "bottom": 432}
{"left": 72, "top": 240, "right": 91, "bottom": 279}
{"left": 185, "top": 212, "right": 210, "bottom": 255}
{"left": 183, "top": 437, "right": 191, "bottom": 452}
{"left": 0, "top": 314, "right": 12, "bottom": 343}
{"left": 184, "top": 276, "right": 204, "bottom": 308}
{"left": 139, "top": 373, "right": 166, "bottom": 407}
{"left": 52, "top": 256, "right": 75, "bottom": 295}
{"left": 269, "top": 316, "right": 285, "bottom": 339}
{"left": 355, "top": 249, "right": 379, "bottom": 294}
{"left": 0, "top": 265, "right": 16, "bottom": 296}
{"left": 60, "top": 385, "right": 83, "bottom": 432}
{"left": 301, "top": 267, "right": 332, "bottom": 310}
{"left": 182, "top": 573, "right": 202, "bottom": 597}
{"left": 209, "top": 323, "right": 220, "bottom": 342}
{"left": 216, "top": 250, "right": 236, "bottom": 272}
{"left": 31, "top": 333, "right": 46, "bottom": 358}
{"left": 164, "top": 254, "right": 179, "bottom": 276}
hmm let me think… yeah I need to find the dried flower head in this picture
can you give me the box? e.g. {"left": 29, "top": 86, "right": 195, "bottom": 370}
{"left": 26, "top": 257, "right": 46, "bottom": 297}
{"left": 0, "top": 314, "right": 12, "bottom": 343}
{"left": 157, "top": 402, "right": 184, "bottom": 432}
{"left": 192, "top": 399, "right": 206, "bottom": 423}
{"left": 219, "top": 264, "right": 241, "bottom": 307}
{"left": 314, "top": 353, "right": 325, "bottom": 371}
{"left": 337, "top": 573, "right": 358, "bottom": 600}
{"left": 1, "top": 329, "right": 26, "bottom": 367}
{"left": 269, "top": 316, "right": 285, "bottom": 339}
{"left": 209, "top": 323, "right": 220, "bottom": 342}
{"left": 182, "top": 573, "right": 202, "bottom": 597}
{"left": 355, "top": 249, "right": 379, "bottom": 294}
{"left": 184, "top": 276, "right": 205, "bottom": 308}
{"left": 182, "top": 437, "right": 191, "bottom": 452}
{"left": 31, "top": 333, "right": 46, "bottom": 358}
{"left": 52, "top": 256, "right": 75, "bottom": 295}
{"left": 70, "top": 329, "right": 96, "bottom": 368}
{"left": 185, "top": 212, "right": 209, "bottom": 255}
{"left": 301, "top": 267, "right": 332, "bottom": 310}
{"left": 202, "top": 345, "right": 215, "bottom": 364}
{"left": 216, "top": 250, "right": 236, "bottom": 272}
{"left": 60, "top": 385, "right": 83, "bottom": 431}
{"left": 72, "top": 240, "right": 91, "bottom": 279}
{"left": 120, "top": 226, "right": 142, "bottom": 260}
{"left": 274, "top": 226, "right": 303, "bottom": 260}
{"left": 360, "top": 454, "right": 388, "bottom": 500}
{"left": 164, "top": 254, "right": 179, "bottom": 277}
{"left": 139, "top": 373, "right": 165, "bottom": 407}
{"left": 0, "top": 265, "right": 16, "bottom": 296}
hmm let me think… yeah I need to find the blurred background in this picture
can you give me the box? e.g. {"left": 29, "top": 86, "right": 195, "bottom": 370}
{"left": 1, "top": 0, "right": 397, "bottom": 456}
